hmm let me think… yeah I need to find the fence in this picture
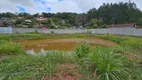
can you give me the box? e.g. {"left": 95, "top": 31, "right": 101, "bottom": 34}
{"left": 12, "top": 28, "right": 142, "bottom": 36}
{"left": 0, "top": 27, "right": 12, "bottom": 34}
{"left": 0, "top": 27, "right": 142, "bottom": 36}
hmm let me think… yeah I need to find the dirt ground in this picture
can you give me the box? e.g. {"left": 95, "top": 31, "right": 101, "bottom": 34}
{"left": 44, "top": 64, "right": 82, "bottom": 80}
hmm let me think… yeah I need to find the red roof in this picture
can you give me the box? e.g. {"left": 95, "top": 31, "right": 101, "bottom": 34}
{"left": 37, "top": 17, "right": 48, "bottom": 21}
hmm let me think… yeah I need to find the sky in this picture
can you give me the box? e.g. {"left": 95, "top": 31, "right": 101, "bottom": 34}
{"left": 0, "top": 0, "right": 142, "bottom": 14}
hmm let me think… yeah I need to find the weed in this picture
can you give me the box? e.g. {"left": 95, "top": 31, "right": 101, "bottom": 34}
{"left": 75, "top": 41, "right": 91, "bottom": 58}
{"left": 79, "top": 47, "right": 132, "bottom": 80}
{"left": 0, "top": 41, "right": 25, "bottom": 55}
{"left": 0, "top": 51, "right": 77, "bottom": 80}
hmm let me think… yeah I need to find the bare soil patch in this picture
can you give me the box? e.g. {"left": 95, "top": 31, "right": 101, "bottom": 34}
{"left": 44, "top": 64, "right": 82, "bottom": 80}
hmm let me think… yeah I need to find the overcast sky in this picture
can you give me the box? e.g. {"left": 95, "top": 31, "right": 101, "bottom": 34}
{"left": 0, "top": 0, "right": 141, "bottom": 14}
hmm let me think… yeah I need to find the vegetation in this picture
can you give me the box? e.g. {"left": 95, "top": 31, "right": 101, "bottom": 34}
{"left": 75, "top": 41, "right": 91, "bottom": 58}
{"left": 1, "top": 1, "right": 142, "bottom": 28}
{"left": 78, "top": 47, "right": 132, "bottom": 80}
{"left": 0, "top": 34, "right": 141, "bottom": 80}
{"left": 0, "top": 51, "right": 77, "bottom": 80}
{"left": 96, "top": 34, "right": 142, "bottom": 50}
{"left": 0, "top": 42, "right": 24, "bottom": 55}
{"left": 136, "top": 18, "right": 142, "bottom": 26}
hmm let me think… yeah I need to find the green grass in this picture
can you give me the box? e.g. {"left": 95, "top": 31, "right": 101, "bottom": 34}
{"left": 78, "top": 47, "right": 134, "bottom": 80}
{"left": 0, "top": 34, "right": 141, "bottom": 80}
{"left": 0, "top": 40, "right": 25, "bottom": 55}
{"left": 74, "top": 39, "right": 142, "bottom": 80}
{"left": 75, "top": 41, "right": 91, "bottom": 58}
{"left": 0, "top": 51, "right": 77, "bottom": 80}
{"left": 96, "top": 34, "right": 142, "bottom": 50}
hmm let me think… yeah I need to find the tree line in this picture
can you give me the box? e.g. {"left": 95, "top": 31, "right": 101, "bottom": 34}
{"left": 0, "top": 2, "right": 142, "bottom": 28}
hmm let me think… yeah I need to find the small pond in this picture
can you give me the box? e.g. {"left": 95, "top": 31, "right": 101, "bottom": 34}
{"left": 20, "top": 37, "right": 117, "bottom": 52}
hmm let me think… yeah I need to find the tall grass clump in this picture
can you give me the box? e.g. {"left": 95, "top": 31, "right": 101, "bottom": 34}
{"left": 75, "top": 41, "right": 91, "bottom": 58}
{"left": 0, "top": 40, "right": 24, "bottom": 55}
{"left": 79, "top": 47, "right": 132, "bottom": 80}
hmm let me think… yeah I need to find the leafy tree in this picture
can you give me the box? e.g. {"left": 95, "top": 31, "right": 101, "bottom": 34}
{"left": 136, "top": 18, "right": 142, "bottom": 26}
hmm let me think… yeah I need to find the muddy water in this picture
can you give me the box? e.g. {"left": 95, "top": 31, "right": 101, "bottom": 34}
{"left": 20, "top": 37, "right": 117, "bottom": 52}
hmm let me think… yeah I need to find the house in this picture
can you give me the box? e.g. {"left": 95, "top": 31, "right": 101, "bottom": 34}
{"left": 25, "top": 20, "right": 32, "bottom": 23}
{"left": 18, "top": 17, "right": 24, "bottom": 20}
{"left": 23, "top": 20, "right": 32, "bottom": 28}
{"left": 0, "top": 20, "right": 8, "bottom": 27}
{"left": 37, "top": 17, "right": 48, "bottom": 21}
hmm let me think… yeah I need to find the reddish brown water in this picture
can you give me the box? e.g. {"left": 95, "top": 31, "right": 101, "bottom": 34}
{"left": 20, "top": 37, "right": 117, "bottom": 51}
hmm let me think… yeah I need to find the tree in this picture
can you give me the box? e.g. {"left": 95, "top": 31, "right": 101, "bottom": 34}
{"left": 136, "top": 18, "right": 142, "bottom": 26}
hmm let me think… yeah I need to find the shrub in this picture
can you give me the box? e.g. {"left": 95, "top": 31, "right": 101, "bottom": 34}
{"left": 92, "top": 24, "right": 98, "bottom": 29}
{"left": 75, "top": 41, "right": 90, "bottom": 58}
{"left": 0, "top": 41, "right": 24, "bottom": 55}
{"left": 136, "top": 18, "right": 142, "bottom": 26}
{"left": 102, "top": 24, "right": 108, "bottom": 28}
{"left": 79, "top": 47, "right": 131, "bottom": 80}
{"left": 51, "top": 31, "right": 54, "bottom": 34}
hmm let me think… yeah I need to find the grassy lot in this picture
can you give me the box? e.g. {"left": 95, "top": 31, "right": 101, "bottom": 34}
{"left": 0, "top": 33, "right": 142, "bottom": 80}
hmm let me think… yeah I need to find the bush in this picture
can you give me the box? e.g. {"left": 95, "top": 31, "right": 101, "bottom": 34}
{"left": 51, "top": 31, "right": 54, "bottom": 34}
{"left": 136, "top": 18, "right": 142, "bottom": 26}
{"left": 92, "top": 24, "right": 98, "bottom": 28}
{"left": 75, "top": 41, "right": 90, "bottom": 58}
{"left": 102, "top": 24, "right": 108, "bottom": 28}
{"left": 79, "top": 47, "right": 132, "bottom": 80}
{"left": 0, "top": 41, "right": 25, "bottom": 55}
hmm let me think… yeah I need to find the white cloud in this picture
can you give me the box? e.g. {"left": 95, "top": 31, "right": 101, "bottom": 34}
{"left": 0, "top": 0, "right": 141, "bottom": 14}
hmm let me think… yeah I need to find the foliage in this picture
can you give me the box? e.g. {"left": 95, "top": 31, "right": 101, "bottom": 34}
{"left": 50, "top": 31, "right": 54, "bottom": 34}
{"left": 78, "top": 47, "right": 135, "bottom": 80}
{"left": 89, "top": 19, "right": 99, "bottom": 28}
{"left": 102, "top": 24, "right": 108, "bottom": 28}
{"left": 1, "top": 2, "right": 142, "bottom": 28}
{"left": 0, "top": 40, "right": 24, "bottom": 55}
{"left": 96, "top": 2, "right": 142, "bottom": 24}
{"left": 75, "top": 41, "right": 90, "bottom": 58}
{"left": 20, "top": 34, "right": 46, "bottom": 40}
{"left": 0, "top": 34, "right": 141, "bottom": 80}
{"left": 96, "top": 34, "right": 142, "bottom": 50}
{"left": 0, "top": 35, "right": 11, "bottom": 41}
{"left": 136, "top": 17, "right": 142, "bottom": 26}
{"left": 0, "top": 51, "right": 77, "bottom": 80}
